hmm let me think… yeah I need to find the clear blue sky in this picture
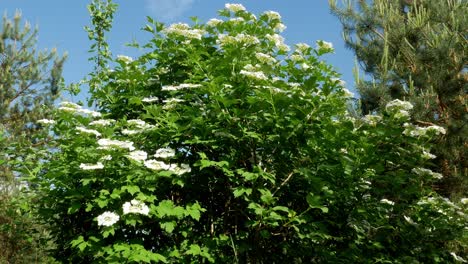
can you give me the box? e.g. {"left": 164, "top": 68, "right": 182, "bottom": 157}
{"left": 2, "top": 0, "right": 356, "bottom": 102}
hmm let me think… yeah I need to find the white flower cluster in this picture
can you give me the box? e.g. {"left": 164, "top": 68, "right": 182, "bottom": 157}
{"left": 89, "top": 119, "right": 115, "bottom": 126}
{"left": 412, "top": 167, "right": 443, "bottom": 180}
{"left": 116, "top": 55, "right": 133, "bottom": 64}
{"left": 162, "top": 98, "right": 185, "bottom": 109}
{"left": 76, "top": 126, "right": 101, "bottom": 137}
{"left": 58, "top": 101, "right": 102, "bottom": 117}
{"left": 289, "top": 54, "right": 304, "bottom": 63}
{"left": 96, "top": 199, "right": 150, "bottom": 227}
{"left": 154, "top": 147, "right": 176, "bottom": 158}
{"left": 126, "top": 150, "right": 148, "bottom": 163}
{"left": 163, "top": 23, "right": 205, "bottom": 40}
{"left": 229, "top": 17, "right": 245, "bottom": 24}
{"left": 265, "top": 34, "right": 290, "bottom": 52}
{"left": 225, "top": 3, "right": 246, "bottom": 12}
{"left": 122, "top": 119, "right": 156, "bottom": 135}
{"left": 79, "top": 162, "right": 104, "bottom": 170}
{"left": 255, "top": 52, "right": 277, "bottom": 65}
{"left": 403, "top": 123, "right": 446, "bottom": 137}
{"left": 122, "top": 199, "right": 149, "bottom": 215}
{"left": 362, "top": 114, "right": 382, "bottom": 126}
{"left": 162, "top": 83, "right": 202, "bottom": 91}
{"left": 207, "top": 18, "right": 223, "bottom": 27}
{"left": 385, "top": 99, "right": 414, "bottom": 112}
{"left": 97, "top": 211, "right": 119, "bottom": 227}
{"left": 295, "top": 43, "right": 310, "bottom": 54}
{"left": 274, "top": 23, "right": 286, "bottom": 32}
{"left": 97, "top": 138, "right": 135, "bottom": 151}
{"left": 421, "top": 149, "right": 436, "bottom": 159}
{"left": 330, "top": 77, "right": 346, "bottom": 88}
{"left": 144, "top": 159, "right": 171, "bottom": 170}
{"left": 37, "top": 119, "right": 55, "bottom": 125}
{"left": 385, "top": 100, "right": 413, "bottom": 119}
{"left": 142, "top": 97, "right": 159, "bottom": 103}
{"left": 316, "top": 40, "right": 334, "bottom": 51}
{"left": 217, "top": 33, "right": 260, "bottom": 48}
{"left": 263, "top": 10, "right": 281, "bottom": 20}
{"left": 240, "top": 64, "right": 268, "bottom": 81}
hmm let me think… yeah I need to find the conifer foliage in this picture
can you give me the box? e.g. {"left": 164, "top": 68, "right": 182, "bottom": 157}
{"left": 0, "top": 11, "right": 65, "bottom": 263}
{"left": 330, "top": 0, "right": 467, "bottom": 197}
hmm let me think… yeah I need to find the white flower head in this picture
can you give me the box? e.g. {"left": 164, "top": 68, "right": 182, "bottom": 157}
{"left": 240, "top": 69, "right": 268, "bottom": 81}
{"left": 380, "top": 199, "right": 395, "bottom": 206}
{"left": 263, "top": 10, "right": 281, "bottom": 20}
{"left": 169, "top": 163, "right": 192, "bottom": 175}
{"left": 274, "top": 23, "right": 287, "bottom": 32}
{"left": 121, "top": 129, "right": 141, "bottom": 135}
{"left": 142, "top": 97, "right": 159, "bottom": 103}
{"left": 79, "top": 162, "right": 104, "bottom": 170}
{"left": 59, "top": 101, "right": 82, "bottom": 109}
{"left": 116, "top": 55, "right": 133, "bottom": 64}
{"left": 122, "top": 199, "right": 150, "bottom": 215}
{"left": 421, "top": 150, "right": 436, "bottom": 159}
{"left": 37, "top": 119, "right": 55, "bottom": 125}
{"left": 127, "top": 150, "right": 148, "bottom": 163}
{"left": 97, "top": 138, "right": 135, "bottom": 151}
{"left": 266, "top": 34, "right": 289, "bottom": 51}
{"left": 163, "top": 23, "right": 205, "bottom": 40}
{"left": 225, "top": 3, "right": 246, "bottom": 12}
{"left": 426, "top": 125, "right": 446, "bottom": 135}
{"left": 362, "top": 114, "right": 382, "bottom": 125}
{"left": 385, "top": 99, "right": 413, "bottom": 112}
{"left": 127, "top": 119, "right": 155, "bottom": 130}
{"left": 295, "top": 43, "right": 310, "bottom": 54}
{"left": 461, "top": 198, "right": 468, "bottom": 205}
{"left": 412, "top": 167, "right": 443, "bottom": 180}
{"left": 255, "top": 52, "right": 277, "bottom": 65}
{"left": 78, "top": 108, "right": 102, "bottom": 118}
{"left": 154, "top": 147, "right": 176, "bottom": 159}
{"left": 76, "top": 126, "right": 101, "bottom": 137}
{"left": 89, "top": 119, "right": 115, "bottom": 126}
{"left": 144, "top": 159, "right": 171, "bottom": 171}
{"left": 207, "top": 18, "right": 223, "bottom": 27}
{"left": 316, "top": 40, "right": 334, "bottom": 51}
{"left": 162, "top": 83, "right": 202, "bottom": 91}
{"left": 229, "top": 17, "right": 245, "bottom": 24}
{"left": 97, "top": 211, "right": 119, "bottom": 227}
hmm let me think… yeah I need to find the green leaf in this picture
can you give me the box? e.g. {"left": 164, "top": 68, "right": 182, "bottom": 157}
{"left": 306, "top": 193, "right": 328, "bottom": 213}
{"left": 233, "top": 187, "right": 252, "bottom": 198}
{"left": 122, "top": 185, "right": 141, "bottom": 195}
{"left": 68, "top": 202, "right": 81, "bottom": 214}
{"left": 186, "top": 244, "right": 202, "bottom": 256}
{"left": 160, "top": 221, "right": 176, "bottom": 233}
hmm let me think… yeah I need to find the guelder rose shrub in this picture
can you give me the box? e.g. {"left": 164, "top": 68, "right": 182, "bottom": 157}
{"left": 38, "top": 4, "right": 467, "bottom": 263}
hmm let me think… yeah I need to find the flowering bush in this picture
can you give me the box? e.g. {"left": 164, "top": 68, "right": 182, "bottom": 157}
{"left": 36, "top": 3, "right": 466, "bottom": 263}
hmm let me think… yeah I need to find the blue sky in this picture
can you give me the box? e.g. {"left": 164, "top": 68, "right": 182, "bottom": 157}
{"left": 2, "top": 0, "right": 356, "bottom": 102}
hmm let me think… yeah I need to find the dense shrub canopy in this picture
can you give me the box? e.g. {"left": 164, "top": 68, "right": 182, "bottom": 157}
{"left": 36, "top": 3, "right": 466, "bottom": 263}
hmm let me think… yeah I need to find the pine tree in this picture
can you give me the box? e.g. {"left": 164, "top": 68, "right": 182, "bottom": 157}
{"left": 0, "top": 11, "right": 66, "bottom": 180}
{"left": 0, "top": 11, "right": 66, "bottom": 262}
{"left": 329, "top": 0, "right": 467, "bottom": 198}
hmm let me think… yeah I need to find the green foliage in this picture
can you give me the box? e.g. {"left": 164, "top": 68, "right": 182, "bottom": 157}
{"left": 37, "top": 3, "right": 466, "bottom": 263}
{"left": 329, "top": 0, "right": 467, "bottom": 198}
{"left": 0, "top": 11, "right": 65, "bottom": 263}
